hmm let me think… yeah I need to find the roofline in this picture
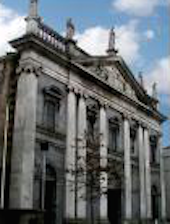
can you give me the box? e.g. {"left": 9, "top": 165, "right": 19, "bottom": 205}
{"left": 116, "top": 57, "right": 158, "bottom": 103}
{"left": 10, "top": 34, "right": 167, "bottom": 123}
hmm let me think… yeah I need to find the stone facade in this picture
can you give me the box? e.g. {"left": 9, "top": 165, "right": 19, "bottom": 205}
{"left": 0, "top": 1, "right": 167, "bottom": 224}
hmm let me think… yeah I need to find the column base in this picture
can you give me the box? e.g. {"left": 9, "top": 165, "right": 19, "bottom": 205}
{"left": 124, "top": 219, "right": 165, "bottom": 224}
{"left": 99, "top": 218, "right": 110, "bottom": 224}
{"left": 64, "top": 218, "right": 110, "bottom": 224}
{"left": 160, "top": 219, "right": 169, "bottom": 224}
{"left": 64, "top": 218, "right": 87, "bottom": 224}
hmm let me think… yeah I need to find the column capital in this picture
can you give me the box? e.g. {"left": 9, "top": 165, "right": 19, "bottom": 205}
{"left": 157, "top": 131, "right": 162, "bottom": 138}
{"left": 67, "top": 85, "right": 79, "bottom": 94}
{"left": 143, "top": 124, "right": 150, "bottom": 131}
{"left": 16, "top": 63, "right": 42, "bottom": 77}
{"left": 121, "top": 112, "right": 131, "bottom": 121}
{"left": 78, "top": 89, "right": 89, "bottom": 100}
{"left": 99, "top": 100, "right": 108, "bottom": 110}
{"left": 137, "top": 120, "right": 147, "bottom": 129}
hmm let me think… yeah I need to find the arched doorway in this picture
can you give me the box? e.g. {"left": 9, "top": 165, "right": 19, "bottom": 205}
{"left": 45, "top": 165, "right": 57, "bottom": 224}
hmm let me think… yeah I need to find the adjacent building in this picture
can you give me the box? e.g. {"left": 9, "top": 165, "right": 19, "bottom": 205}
{"left": 162, "top": 146, "right": 170, "bottom": 221}
{"left": 0, "top": 0, "right": 167, "bottom": 223}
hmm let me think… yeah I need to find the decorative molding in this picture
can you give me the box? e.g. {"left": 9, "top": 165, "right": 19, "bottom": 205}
{"left": 16, "top": 62, "right": 42, "bottom": 77}
{"left": 99, "top": 100, "right": 108, "bottom": 110}
{"left": 91, "top": 63, "right": 109, "bottom": 81}
{"left": 121, "top": 112, "right": 131, "bottom": 121}
{"left": 67, "top": 85, "right": 79, "bottom": 94}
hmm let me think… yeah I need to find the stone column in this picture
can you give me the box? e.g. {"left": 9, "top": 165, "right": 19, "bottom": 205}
{"left": 99, "top": 104, "right": 108, "bottom": 223}
{"left": 138, "top": 124, "right": 146, "bottom": 219}
{"left": 10, "top": 63, "right": 40, "bottom": 209}
{"left": 123, "top": 115, "right": 132, "bottom": 221}
{"left": 77, "top": 93, "right": 87, "bottom": 220}
{"left": 159, "top": 135, "right": 166, "bottom": 220}
{"left": 65, "top": 87, "right": 77, "bottom": 221}
{"left": 143, "top": 127, "right": 152, "bottom": 219}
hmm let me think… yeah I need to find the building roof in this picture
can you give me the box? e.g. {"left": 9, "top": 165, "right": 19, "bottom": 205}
{"left": 6, "top": 6, "right": 166, "bottom": 123}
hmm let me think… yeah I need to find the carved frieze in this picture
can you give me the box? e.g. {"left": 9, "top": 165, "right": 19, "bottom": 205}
{"left": 90, "top": 63, "right": 109, "bottom": 81}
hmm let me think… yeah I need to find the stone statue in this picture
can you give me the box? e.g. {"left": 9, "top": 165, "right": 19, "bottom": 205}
{"left": 108, "top": 27, "right": 116, "bottom": 51}
{"left": 152, "top": 82, "right": 158, "bottom": 99}
{"left": 138, "top": 72, "right": 144, "bottom": 88}
{"left": 66, "top": 18, "right": 75, "bottom": 40}
{"left": 107, "top": 27, "right": 118, "bottom": 55}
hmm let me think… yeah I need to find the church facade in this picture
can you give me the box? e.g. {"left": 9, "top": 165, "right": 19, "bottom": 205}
{"left": 0, "top": 1, "right": 167, "bottom": 224}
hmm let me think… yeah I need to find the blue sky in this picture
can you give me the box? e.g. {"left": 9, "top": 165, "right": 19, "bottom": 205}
{"left": 0, "top": 0, "right": 169, "bottom": 146}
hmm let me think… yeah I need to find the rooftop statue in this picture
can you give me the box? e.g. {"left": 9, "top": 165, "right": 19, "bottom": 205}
{"left": 108, "top": 27, "right": 116, "bottom": 51}
{"left": 152, "top": 82, "right": 158, "bottom": 99}
{"left": 107, "top": 27, "right": 118, "bottom": 54}
{"left": 66, "top": 18, "right": 75, "bottom": 40}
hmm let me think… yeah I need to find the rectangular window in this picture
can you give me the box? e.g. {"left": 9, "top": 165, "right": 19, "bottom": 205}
{"left": 109, "top": 124, "right": 119, "bottom": 152}
{"left": 44, "top": 100, "right": 56, "bottom": 130}
{"left": 130, "top": 128, "right": 136, "bottom": 154}
{"left": 150, "top": 136, "right": 157, "bottom": 163}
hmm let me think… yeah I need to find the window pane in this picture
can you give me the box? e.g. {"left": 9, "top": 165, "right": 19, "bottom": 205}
{"left": 109, "top": 126, "right": 118, "bottom": 152}
{"left": 45, "top": 101, "right": 55, "bottom": 130}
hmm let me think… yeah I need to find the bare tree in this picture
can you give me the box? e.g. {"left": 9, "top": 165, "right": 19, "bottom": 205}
{"left": 66, "top": 130, "right": 123, "bottom": 224}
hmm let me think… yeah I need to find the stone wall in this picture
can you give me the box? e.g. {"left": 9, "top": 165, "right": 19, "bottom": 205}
{"left": 0, "top": 209, "right": 44, "bottom": 224}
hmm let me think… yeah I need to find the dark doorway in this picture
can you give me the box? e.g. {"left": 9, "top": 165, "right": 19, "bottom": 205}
{"left": 45, "top": 166, "right": 57, "bottom": 224}
{"left": 151, "top": 186, "right": 159, "bottom": 220}
{"left": 108, "top": 189, "right": 121, "bottom": 224}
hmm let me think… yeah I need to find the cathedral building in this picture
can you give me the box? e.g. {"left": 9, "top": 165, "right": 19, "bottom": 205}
{"left": 0, "top": 0, "right": 167, "bottom": 223}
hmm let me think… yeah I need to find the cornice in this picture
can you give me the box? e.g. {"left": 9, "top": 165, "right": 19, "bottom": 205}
{"left": 9, "top": 34, "right": 167, "bottom": 123}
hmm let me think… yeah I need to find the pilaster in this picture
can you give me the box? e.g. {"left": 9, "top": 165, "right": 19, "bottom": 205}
{"left": 138, "top": 123, "right": 146, "bottom": 218}
{"left": 10, "top": 62, "right": 41, "bottom": 209}
{"left": 143, "top": 127, "right": 152, "bottom": 219}
{"left": 99, "top": 103, "right": 108, "bottom": 222}
{"left": 123, "top": 114, "right": 132, "bottom": 220}
{"left": 77, "top": 92, "right": 87, "bottom": 220}
{"left": 65, "top": 86, "right": 77, "bottom": 221}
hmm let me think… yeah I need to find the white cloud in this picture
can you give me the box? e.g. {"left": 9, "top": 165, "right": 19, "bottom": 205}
{"left": 145, "top": 56, "right": 170, "bottom": 96}
{"left": 113, "top": 0, "right": 169, "bottom": 17}
{"left": 76, "top": 27, "right": 109, "bottom": 56}
{"left": 115, "top": 20, "right": 141, "bottom": 64}
{"left": 76, "top": 20, "right": 141, "bottom": 65}
{"left": 0, "top": 3, "right": 26, "bottom": 56}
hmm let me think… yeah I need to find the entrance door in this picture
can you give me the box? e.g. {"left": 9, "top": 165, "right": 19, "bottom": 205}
{"left": 45, "top": 166, "right": 57, "bottom": 224}
{"left": 108, "top": 189, "right": 121, "bottom": 224}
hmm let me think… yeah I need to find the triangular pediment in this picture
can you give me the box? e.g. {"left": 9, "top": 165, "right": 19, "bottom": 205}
{"left": 85, "top": 59, "right": 138, "bottom": 100}
{"left": 77, "top": 56, "right": 157, "bottom": 107}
